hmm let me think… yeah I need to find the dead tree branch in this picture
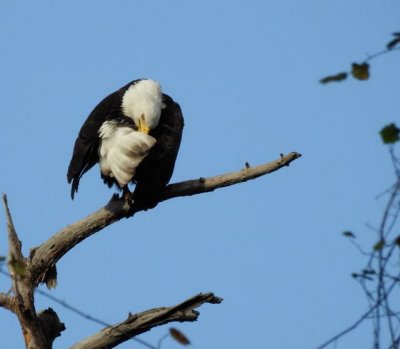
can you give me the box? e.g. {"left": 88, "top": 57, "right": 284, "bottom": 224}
{"left": 2, "top": 152, "right": 300, "bottom": 348}
{"left": 30, "top": 152, "right": 301, "bottom": 287}
{"left": 2, "top": 194, "right": 64, "bottom": 349}
{"left": 4, "top": 193, "right": 23, "bottom": 267}
{"left": 70, "top": 292, "right": 222, "bottom": 349}
{"left": 0, "top": 292, "right": 13, "bottom": 312}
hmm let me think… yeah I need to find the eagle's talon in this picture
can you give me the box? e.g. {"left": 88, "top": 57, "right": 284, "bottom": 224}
{"left": 120, "top": 187, "right": 134, "bottom": 208}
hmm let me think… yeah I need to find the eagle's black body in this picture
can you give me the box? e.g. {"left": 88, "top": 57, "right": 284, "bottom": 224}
{"left": 67, "top": 79, "right": 184, "bottom": 208}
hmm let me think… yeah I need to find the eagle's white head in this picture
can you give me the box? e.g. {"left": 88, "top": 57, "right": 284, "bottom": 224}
{"left": 121, "top": 79, "right": 164, "bottom": 134}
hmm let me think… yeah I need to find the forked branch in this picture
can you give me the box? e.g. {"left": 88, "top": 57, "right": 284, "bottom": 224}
{"left": 2, "top": 194, "right": 55, "bottom": 349}
{"left": 71, "top": 292, "right": 222, "bottom": 349}
{"left": 2, "top": 151, "right": 300, "bottom": 349}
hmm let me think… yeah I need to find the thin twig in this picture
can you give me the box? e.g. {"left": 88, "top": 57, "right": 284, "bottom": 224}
{"left": 317, "top": 257, "right": 400, "bottom": 348}
{"left": 364, "top": 47, "right": 400, "bottom": 63}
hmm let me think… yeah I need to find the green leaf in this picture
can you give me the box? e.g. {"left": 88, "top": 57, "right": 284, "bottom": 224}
{"left": 373, "top": 239, "right": 385, "bottom": 251}
{"left": 343, "top": 231, "right": 356, "bottom": 238}
{"left": 380, "top": 123, "right": 400, "bottom": 144}
{"left": 320, "top": 72, "right": 348, "bottom": 84}
{"left": 387, "top": 32, "right": 400, "bottom": 50}
{"left": 170, "top": 328, "right": 190, "bottom": 346}
{"left": 9, "top": 255, "right": 27, "bottom": 277}
{"left": 351, "top": 63, "right": 370, "bottom": 80}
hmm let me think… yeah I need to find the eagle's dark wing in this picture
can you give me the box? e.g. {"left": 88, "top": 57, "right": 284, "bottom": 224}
{"left": 133, "top": 93, "right": 184, "bottom": 209}
{"left": 67, "top": 91, "right": 123, "bottom": 199}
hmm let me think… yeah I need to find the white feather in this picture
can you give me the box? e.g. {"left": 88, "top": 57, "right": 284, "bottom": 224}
{"left": 121, "top": 79, "right": 163, "bottom": 129}
{"left": 99, "top": 121, "right": 156, "bottom": 187}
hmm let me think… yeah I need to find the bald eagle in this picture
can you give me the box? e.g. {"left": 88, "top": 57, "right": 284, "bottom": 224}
{"left": 67, "top": 79, "right": 184, "bottom": 208}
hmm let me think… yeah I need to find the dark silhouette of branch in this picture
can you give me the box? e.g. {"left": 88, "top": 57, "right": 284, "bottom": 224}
{"left": 317, "top": 276, "right": 399, "bottom": 349}
{"left": 29, "top": 152, "right": 301, "bottom": 287}
{"left": 365, "top": 46, "right": 400, "bottom": 63}
{"left": 70, "top": 292, "right": 222, "bottom": 349}
{"left": 318, "top": 144, "right": 400, "bottom": 349}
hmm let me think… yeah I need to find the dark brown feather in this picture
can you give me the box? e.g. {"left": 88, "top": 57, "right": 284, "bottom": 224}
{"left": 133, "top": 94, "right": 184, "bottom": 209}
{"left": 67, "top": 80, "right": 184, "bottom": 203}
{"left": 67, "top": 90, "right": 123, "bottom": 198}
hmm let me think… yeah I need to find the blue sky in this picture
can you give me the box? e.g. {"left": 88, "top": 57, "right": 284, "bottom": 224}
{"left": 0, "top": 1, "right": 399, "bottom": 348}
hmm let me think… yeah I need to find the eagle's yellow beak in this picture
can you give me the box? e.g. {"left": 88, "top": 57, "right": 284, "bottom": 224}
{"left": 138, "top": 119, "right": 150, "bottom": 135}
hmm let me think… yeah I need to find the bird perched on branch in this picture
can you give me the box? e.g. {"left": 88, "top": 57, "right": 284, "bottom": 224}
{"left": 67, "top": 79, "right": 184, "bottom": 209}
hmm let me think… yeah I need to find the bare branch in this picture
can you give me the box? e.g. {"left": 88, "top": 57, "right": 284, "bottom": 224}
{"left": 71, "top": 292, "right": 222, "bottom": 349}
{"left": 30, "top": 152, "right": 301, "bottom": 286}
{"left": 2, "top": 194, "right": 52, "bottom": 348}
{"left": 317, "top": 266, "right": 400, "bottom": 349}
{"left": 2, "top": 152, "right": 300, "bottom": 347}
{"left": 2, "top": 193, "right": 24, "bottom": 263}
{"left": 0, "top": 292, "right": 13, "bottom": 312}
{"left": 160, "top": 152, "right": 302, "bottom": 199}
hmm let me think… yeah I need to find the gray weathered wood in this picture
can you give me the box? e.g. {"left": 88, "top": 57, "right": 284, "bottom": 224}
{"left": 2, "top": 152, "right": 301, "bottom": 348}
{"left": 30, "top": 152, "right": 301, "bottom": 287}
{"left": 3, "top": 194, "right": 52, "bottom": 349}
{"left": 71, "top": 292, "right": 222, "bottom": 349}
